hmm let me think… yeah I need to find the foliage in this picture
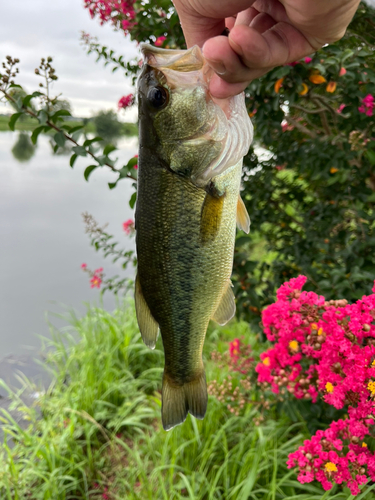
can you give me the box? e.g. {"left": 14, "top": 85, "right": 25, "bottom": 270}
{"left": 92, "top": 109, "right": 123, "bottom": 143}
{"left": 2, "top": 301, "right": 371, "bottom": 500}
{"left": 0, "top": 56, "right": 137, "bottom": 188}
{"left": 11, "top": 132, "right": 36, "bottom": 162}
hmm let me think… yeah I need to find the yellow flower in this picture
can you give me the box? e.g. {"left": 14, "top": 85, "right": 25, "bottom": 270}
{"left": 362, "top": 442, "right": 368, "bottom": 448}
{"left": 263, "top": 357, "right": 270, "bottom": 366}
{"left": 372, "top": 360, "right": 375, "bottom": 367}
{"left": 326, "top": 382, "right": 334, "bottom": 393}
{"left": 318, "top": 328, "right": 324, "bottom": 336}
{"left": 311, "top": 323, "right": 318, "bottom": 330}
{"left": 368, "top": 380, "right": 375, "bottom": 396}
{"left": 274, "top": 77, "right": 284, "bottom": 93}
{"left": 326, "top": 81, "right": 337, "bottom": 93}
{"left": 309, "top": 74, "right": 327, "bottom": 84}
{"left": 330, "top": 167, "right": 339, "bottom": 174}
{"left": 289, "top": 340, "right": 299, "bottom": 352}
{"left": 325, "top": 462, "right": 338, "bottom": 473}
{"left": 299, "top": 83, "right": 309, "bottom": 95}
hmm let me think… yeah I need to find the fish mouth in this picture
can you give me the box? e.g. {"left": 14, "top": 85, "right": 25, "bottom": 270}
{"left": 141, "top": 44, "right": 206, "bottom": 73}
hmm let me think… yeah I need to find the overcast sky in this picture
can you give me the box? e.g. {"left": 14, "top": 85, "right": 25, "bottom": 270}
{"left": 0, "top": 0, "right": 139, "bottom": 119}
{"left": 1, "top": 1, "right": 374, "bottom": 119}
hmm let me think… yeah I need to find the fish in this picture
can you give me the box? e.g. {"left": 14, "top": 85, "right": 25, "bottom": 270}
{"left": 135, "top": 44, "right": 253, "bottom": 431}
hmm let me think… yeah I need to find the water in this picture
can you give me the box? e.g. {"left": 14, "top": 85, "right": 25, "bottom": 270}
{"left": 0, "top": 131, "right": 137, "bottom": 370}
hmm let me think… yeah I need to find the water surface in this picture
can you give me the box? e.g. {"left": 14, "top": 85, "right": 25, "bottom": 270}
{"left": 0, "top": 131, "right": 137, "bottom": 360}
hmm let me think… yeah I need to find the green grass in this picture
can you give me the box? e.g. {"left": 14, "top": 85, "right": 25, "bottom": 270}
{"left": 0, "top": 302, "right": 374, "bottom": 499}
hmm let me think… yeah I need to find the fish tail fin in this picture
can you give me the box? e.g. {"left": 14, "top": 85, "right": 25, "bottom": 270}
{"left": 162, "top": 371, "right": 207, "bottom": 431}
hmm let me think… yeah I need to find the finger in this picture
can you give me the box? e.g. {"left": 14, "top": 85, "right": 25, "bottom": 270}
{"left": 235, "top": 7, "right": 259, "bottom": 26}
{"left": 203, "top": 35, "right": 252, "bottom": 81}
{"left": 209, "top": 68, "right": 271, "bottom": 98}
{"left": 228, "top": 23, "right": 316, "bottom": 70}
{"left": 250, "top": 13, "right": 278, "bottom": 34}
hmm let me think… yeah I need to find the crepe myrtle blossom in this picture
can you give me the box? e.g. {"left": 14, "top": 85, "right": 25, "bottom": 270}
{"left": 358, "top": 94, "right": 374, "bottom": 117}
{"left": 90, "top": 267, "right": 104, "bottom": 288}
{"left": 118, "top": 94, "right": 134, "bottom": 110}
{"left": 254, "top": 275, "right": 375, "bottom": 495}
{"left": 154, "top": 36, "right": 166, "bottom": 47}
{"left": 123, "top": 218, "right": 135, "bottom": 235}
{"left": 84, "top": 0, "right": 136, "bottom": 32}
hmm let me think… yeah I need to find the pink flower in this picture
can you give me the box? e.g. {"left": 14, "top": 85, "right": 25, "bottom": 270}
{"left": 339, "top": 67, "right": 347, "bottom": 76}
{"left": 83, "top": 0, "right": 136, "bottom": 32}
{"left": 81, "top": 263, "right": 87, "bottom": 269}
{"left": 229, "top": 339, "right": 241, "bottom": 358}
{"left": 90, "top": 267, "right": 104, "bottom": 288}
{"left": 123, "top": 219, "right": 135, "bottom": 235}
{"left": 337, "top": 104, "right": 346, "bottom": 114}
{"left": 304, "top": 57, "right": 312, "bottom": 64}
{"left": 154, "top": 36, "right": 166, "bottom": 47}
{"left": 118, "top": 94, "right": 134, "bottom": 110}
{"left": 358, "top": 94, "right": 374, "bottom": 116}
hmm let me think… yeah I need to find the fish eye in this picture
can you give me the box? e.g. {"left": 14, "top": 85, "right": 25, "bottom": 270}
{"left": 147, "top": 86, "right": 169, "bottom": 109}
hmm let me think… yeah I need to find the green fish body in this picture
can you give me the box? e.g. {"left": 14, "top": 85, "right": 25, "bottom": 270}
{"left": 135, "top": 45, "right": 253, "bottom": 430}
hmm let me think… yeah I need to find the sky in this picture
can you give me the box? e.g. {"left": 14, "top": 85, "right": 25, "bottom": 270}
{"left": 0, "top": 0, "right": 140, "bottom": 119}
{"left": 1, "top": 0, "right": 374, "bottom": 119}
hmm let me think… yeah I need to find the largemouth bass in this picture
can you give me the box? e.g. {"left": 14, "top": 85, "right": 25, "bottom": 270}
{"left": 135, "top": 44, "right": 253, "bottom": 431}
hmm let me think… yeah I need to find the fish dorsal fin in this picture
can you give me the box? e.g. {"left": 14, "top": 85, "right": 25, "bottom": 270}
{"left": 236, "top": 194, "right": 250, "bottom": 233}
{"left": 212, "top": 281, "right": 236, "bottom": 325}
{"left": 134, "top": 274, "right": 159, "bottom": 349}
{"left": 200, "top": 191, "right": 224, "bottom": 245}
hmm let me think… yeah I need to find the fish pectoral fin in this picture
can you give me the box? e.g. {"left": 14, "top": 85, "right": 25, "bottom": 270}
{"left": 134, "top": 274, "right": 159, "bottom": 350}
{"left": 162, "top": 371, "right": 207, "bottom": 431}
{"left": 236, "top": 194, "right": 250, "bottom": 234}
{"left": 200, "top": 190, "right": 224, "bottom": 245}
{"left": 212, "top": 282, "right": 236, "bottom": 326}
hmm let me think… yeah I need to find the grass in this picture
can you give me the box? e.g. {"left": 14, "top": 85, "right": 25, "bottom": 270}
{"left": 0, "top": 301, "right": 374, "bottom": 499}
{"left": 0, "top": 115, "right": 138, "bottom": 136}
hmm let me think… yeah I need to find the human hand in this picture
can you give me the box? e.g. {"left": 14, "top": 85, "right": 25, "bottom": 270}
{"left": 172, "top": 0, "right": 361, "bottom": 98}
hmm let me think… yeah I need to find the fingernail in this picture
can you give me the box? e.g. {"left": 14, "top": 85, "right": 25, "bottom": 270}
{"left": 206, "top": 59, "right": 226, "bottom": 76}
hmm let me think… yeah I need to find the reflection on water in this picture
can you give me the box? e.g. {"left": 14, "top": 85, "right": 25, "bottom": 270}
{"left": 11, "top": 132, "right": 37, "bottom": 162}
{"left": 0, "top": 131, "right": 137, "bottom": 357}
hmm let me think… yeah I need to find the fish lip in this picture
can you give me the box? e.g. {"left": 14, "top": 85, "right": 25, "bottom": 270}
{"left": 140, "top": 43, "right": 206, "bottom": 73}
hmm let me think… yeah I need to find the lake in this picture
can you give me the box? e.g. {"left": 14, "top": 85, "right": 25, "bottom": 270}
{"left": 0, "top": 131, "right": 137, "bottom": 388}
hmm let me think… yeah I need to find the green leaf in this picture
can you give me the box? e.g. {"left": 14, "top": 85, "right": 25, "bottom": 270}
{"left": 31, "top": 125, "right": 46, "bottom": 144}
{"left": 54, "top": 131, "right": 66, "bottom": 148}
{"left": 8, "top": 113, "right": 22, "bottom": 131}
{"left": 108, "top": 182, "right": 117, "bottom": 189}
{"left": 22, "top": 91, "right": 43, "bottom": 107}
{"left": 84, "top": 164, "right": 99, "bottom": 181}
{"left": 50, "top": 109, "right": 72, "bottom": 123}
{"left": 70, "top": 153, "right": 78, "bottom": 168}
{"left": 365, "top": 150, "right": 375, "bottom": 165}
{"left": 72, "top": 145, "right": 87, "bottom": 157}
{"left": 83, "top": 137, "right": 103, "bottom": 147}
{"left": 103, "top": 144, "right": 117, "bottom": 155}
{"left": 126, "top": 157, "right": 138, "bottom": 169}
{"left": 129, "top": 191, "right": 137, "bottom": 209}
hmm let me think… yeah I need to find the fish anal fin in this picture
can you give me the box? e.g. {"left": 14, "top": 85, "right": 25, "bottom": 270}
{"left": 212, "top": 282, "right": 236, "bottom": 325}
{"left": 236, "top": 194, "right": 250, "bottom": 234}
{"left": 162, "top": 371, "right": 207, "bottom": 431}
{"left": 200, "top": 191, "right": 224, "bottom": 245}
{"left": 134, "top": 274, "right": 159, "bottom": 349}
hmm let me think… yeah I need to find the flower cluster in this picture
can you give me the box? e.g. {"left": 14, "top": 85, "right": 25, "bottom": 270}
{"left": 90, "top": 267, "right": 104, "bottom": 288}
{"left": 123, "top": 218, "right": 135, "bottom": 235}
{"left": 358, "top": 94, "right": 374, "bottom": 117}
{"left": 83, "top": 0, "right": 136, "bottom": 33}
{"left": 118, "top": 93, "right": 134, "bottom": 110}
{"left": 81, "top": 264, "right": 104, "bottom": 289}
{"left": 255, "top": 276, "right": 375, "bottom": 495}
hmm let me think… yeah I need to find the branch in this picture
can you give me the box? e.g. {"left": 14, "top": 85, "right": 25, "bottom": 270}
{"left": 285, "top": 116, "right": 317, "bottom": 139}
{"left": 2, "top": 90, "right": 136, "bottom": 180}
